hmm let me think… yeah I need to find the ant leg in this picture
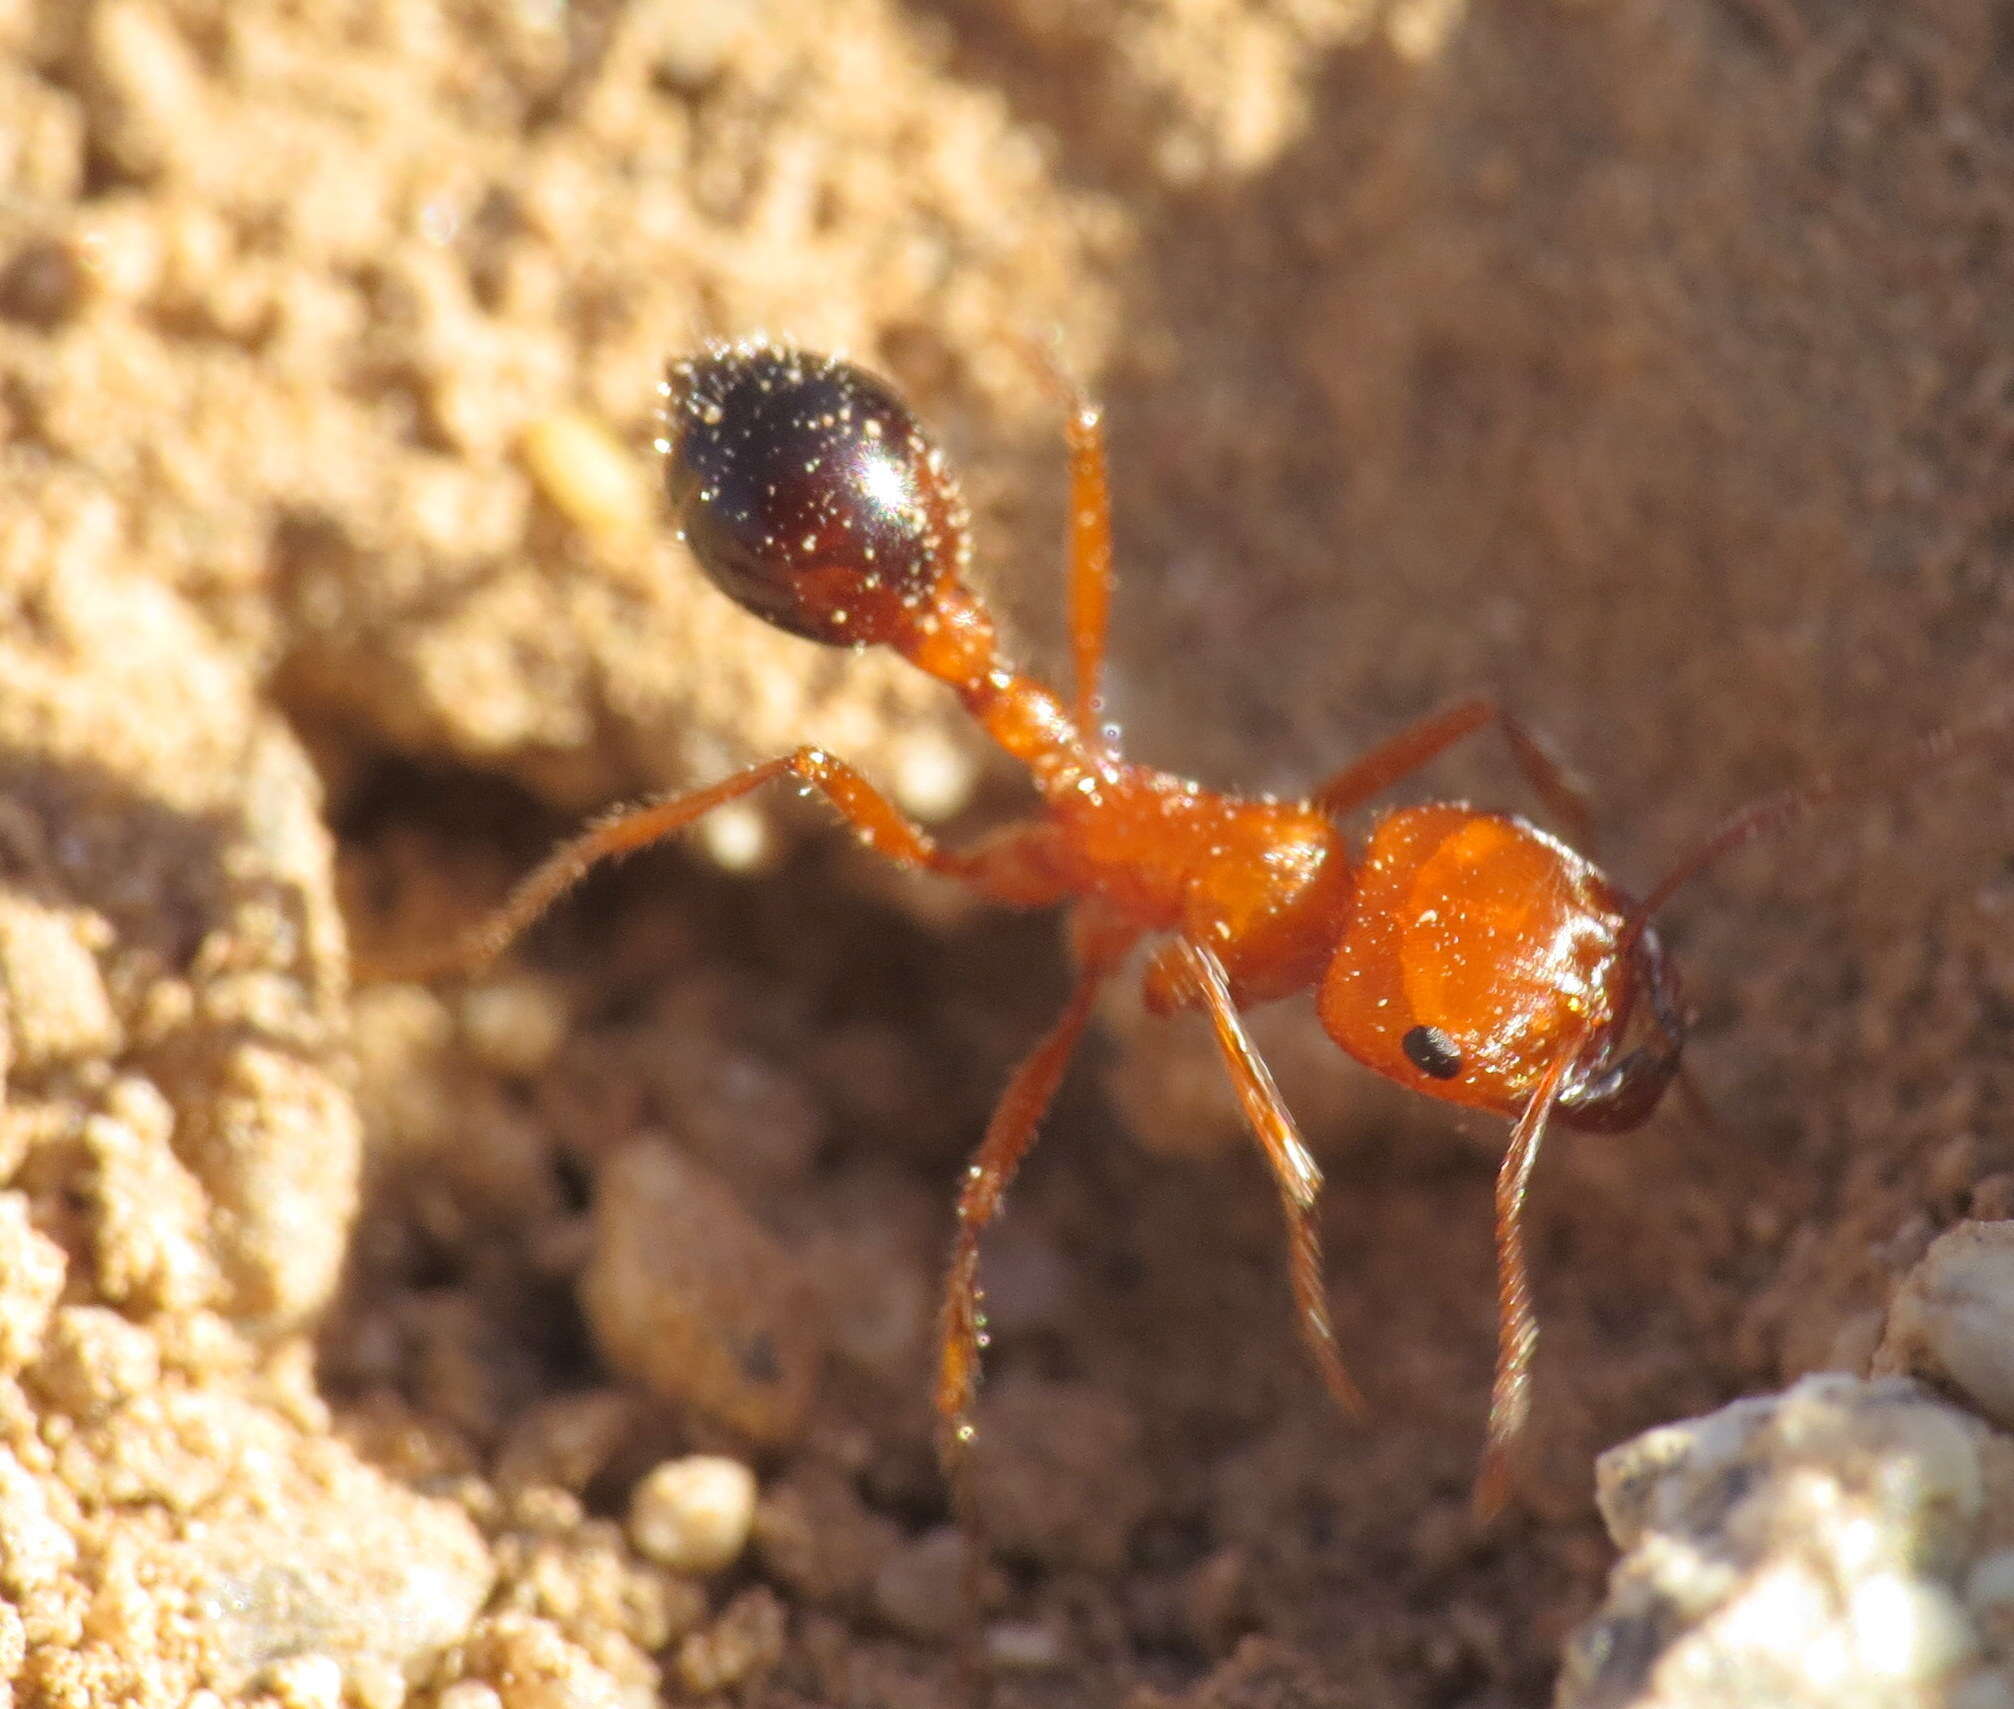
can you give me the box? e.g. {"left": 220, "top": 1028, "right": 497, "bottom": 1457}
{"left": 1161, "top": 938, "right": 1367, "bottom": 1421}
{"left": 1013, "top": 336, "right": 1114, "bottom": 742}
{"left": 1062, "top": 384, "right": 1114, "bottom": 742}
{"left": 367, "top": 746, "right": 1012, "bottom": 982}
{"left": 935, "top": 913, "right": 1134, "bottom": 1530}
{"left": 1472, "top": 1027, "right": 1586, "bottom": 1521}
{"left": 1315, "top": 697, "right": 1595, "bottom": 850}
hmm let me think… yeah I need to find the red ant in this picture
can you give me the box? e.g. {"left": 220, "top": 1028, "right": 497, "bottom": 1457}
{"left": 400, "top": 339, "right": 2000, "bottom": 1526}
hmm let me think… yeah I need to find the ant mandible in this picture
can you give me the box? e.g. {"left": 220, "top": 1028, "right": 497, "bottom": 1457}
{"left": 406, "top": 339, "right": 1988, "bottom": 1523}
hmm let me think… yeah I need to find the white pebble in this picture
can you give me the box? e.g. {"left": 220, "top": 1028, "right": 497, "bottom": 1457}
{"left": 629, "top": 1456, "right": 757, "bottom": 1576}
{"left": 1881, "top": 1222, "right": 2014, "bottom": 1429}
{"left": 437, "top": 1684, "right": 505, "bottom": 1709}
{"left": 459, "top": 977, "right": 570, "bottom": 1077}
{"left": 518, "top": 411, "right": 653, "bottom": 541}
{"left": 263, "top": 1653, "right": 344, "bottom": 1709}
{"left": 985, "top": 1619, "right": 1064, "bottom": 1672}
{"left": 697, "top": 801, "right": 772, "bottom": 872}
{"left": 891, "top": 727, "right": 977, "bottom": 820}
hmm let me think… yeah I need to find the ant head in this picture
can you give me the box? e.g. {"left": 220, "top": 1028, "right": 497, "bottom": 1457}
{"left": 662, "top": 343, "right": 970, "bottom": 648}
{"left": 1553, "top": 919, "right": 1685, "bottom": 1132}
{"left": 1320, "top": 805, "right": 1685, "bottom": 1130}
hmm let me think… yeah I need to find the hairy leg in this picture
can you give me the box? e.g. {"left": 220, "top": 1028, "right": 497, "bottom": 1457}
{"left": 1472, "top": 1025, "right": 1586, "bottom": 1521}
{"left": 1315, "top": 696, "right": 1595, "bottom": 850}
{"left": 935, "top": 912, "right": 1136, "bottom": 1484}
{"left": 363, "top": 746, "right": 1061, "bottom": 982}
{"left": 1157, "top": 937, "right": 1366, "bottom": 1421}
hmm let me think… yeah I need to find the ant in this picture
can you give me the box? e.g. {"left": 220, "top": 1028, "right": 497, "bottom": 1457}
{"left": 393, "top": 338, "right": 2003, "bottom": 1529}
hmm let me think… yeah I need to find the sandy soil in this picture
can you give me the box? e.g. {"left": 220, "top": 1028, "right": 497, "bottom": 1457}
{"left": 4, "top": 1, "right": 2014, "bottom": 1705}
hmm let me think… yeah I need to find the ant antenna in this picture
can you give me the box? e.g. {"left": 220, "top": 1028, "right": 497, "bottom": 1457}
{"left": 1618, "top": 698, "right": 2014, "bottom": 959}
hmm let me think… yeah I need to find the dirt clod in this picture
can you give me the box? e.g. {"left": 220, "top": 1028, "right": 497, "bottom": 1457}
{"left": 579, "top": 1137, "right": 821, "bottom": 1447}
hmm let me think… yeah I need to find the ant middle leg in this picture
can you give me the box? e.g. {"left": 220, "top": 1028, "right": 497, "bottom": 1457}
{"left": 364, "top": 746, "right": 1054, "bottom": 982}
{"left": 1155, "top": 938, "right": 1367, "bottom": 1421}
{"left": 1315, "top": 696, "right": 1596, "bottom": 850}
{"left": 1472, "top": 1026, "right": 1586, "bottom": 1521}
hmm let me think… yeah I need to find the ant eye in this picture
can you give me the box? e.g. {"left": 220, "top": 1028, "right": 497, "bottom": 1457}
{"left": 1402, "top": 1024, "right": 1463, "bottom": 1080}
{"left": 664, "top": 343, "right": 967, "bottom": 647}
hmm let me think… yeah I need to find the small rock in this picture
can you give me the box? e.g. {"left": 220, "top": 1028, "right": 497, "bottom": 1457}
{"left": 172, "top": 1040, "right": 362, "bottom": 1329}
{"left": 517, "top": 412, "right": 654, "bottom": 544}
{"left": 457, "top": 1612, "right": 632, "bottom": 1709}
{"left": 0, "top": 898, "right": 120, "bottom": 1072}
{"left": 29, "top": 1305, "right": 162, "bottom": 1421}
{"left": 674, "top": 1587, "right": 784, "bottom": 1697}
{"left": 1560, "top": 1375, "right": 1991, "bottom": 1709}
{"left": 495, "top": 1391, "right": 643, "bottom": 1496}
{"left": 984, "top": 1618, "right": 1065, "bottom": 1673}
{"left": 490, "top": 1514, "right": 701, "bottom": 1660}
{"left": 458, "top": 977, "right": 571, "bottom": 1079}
{"left": 0, "top": 1195, "right": 65, "bottom": 1376}
{"left": 871, "top": 1526, "right": 970, "bottom": 1640}
{"left": 0, "top": 1599, "right": 25, "bottom": 1678}
{"left": 82, "top": 1104, "right": 221, "bottom": 1315}
{"left": 0, "top": 1446, "right": 79, "bottom": 1595}
{"left": 138, "top": 1394, "right": 497, "bottom": 1692}
{"left": 752, "top": 1464, "right": 900, "bottom": 1608}
{"left": 1878, "top": 1221, "right": 2014, "bottom": 1429}
{"left": 628, "top": 1455, "right": 756, "bottom": 1577}
{"left": 578, "top": 1139, "right": 820, "bottom": 1446}
{"left": 263, "top": 1651, "right": 344, "bottom": 1709}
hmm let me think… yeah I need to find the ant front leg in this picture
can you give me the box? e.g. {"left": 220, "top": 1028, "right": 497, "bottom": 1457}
{"left": 367, "top": 747, "right": 1022, "bottom": 982}
{"left": 1315, "top": 697, "right": 1596, "bottom": 851}
{"left": 1472, "top": 1025, "right": 1587, "bottom": 1521}
{"left": 1156, "top": 938, "right": 1367, "bottom": 1421}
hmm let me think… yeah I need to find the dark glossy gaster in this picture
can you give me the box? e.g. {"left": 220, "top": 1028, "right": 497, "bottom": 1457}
{"left": 666, "top": 346, "right": 968, "bottom": 645}
{"left": 389, "top": 336, "right": 2005, "bottom": 1542}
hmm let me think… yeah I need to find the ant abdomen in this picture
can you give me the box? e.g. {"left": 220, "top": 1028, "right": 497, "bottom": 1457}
{"left": 663, "top": 343, "right": 970, "bottom": 647}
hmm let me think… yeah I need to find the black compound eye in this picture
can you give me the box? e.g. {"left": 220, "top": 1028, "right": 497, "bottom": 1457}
{"left": 662, "top": 343, "right": 967, "bottom": 647}
{"left": 1402, "top": 1024, "right": 1463, "bottom": 1080}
